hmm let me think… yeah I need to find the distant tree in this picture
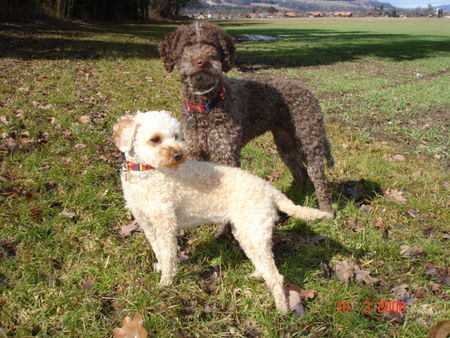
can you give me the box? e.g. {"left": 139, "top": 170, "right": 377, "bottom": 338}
{"left": 0, "top": 0, "right": 192, "bottom": 22}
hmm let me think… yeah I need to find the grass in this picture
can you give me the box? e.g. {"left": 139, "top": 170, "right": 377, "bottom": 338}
{"left": 0, "top": 17, "right": 449, "bottom": 336}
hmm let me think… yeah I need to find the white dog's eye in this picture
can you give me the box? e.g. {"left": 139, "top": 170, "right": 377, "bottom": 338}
{"left": 174, "top": 134, "right": 178, "bottom": 140}
{"left": 150, "top": 136, "right": 161, "bottom": 144}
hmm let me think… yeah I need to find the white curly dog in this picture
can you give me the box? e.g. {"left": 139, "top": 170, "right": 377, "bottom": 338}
{"left": 113, "top": 110, "right": 333, "bottom": 313}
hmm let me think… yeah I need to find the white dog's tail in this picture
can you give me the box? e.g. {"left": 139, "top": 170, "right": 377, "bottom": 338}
{"left": 272, "top": 190, "right": 333, "bottom": 221}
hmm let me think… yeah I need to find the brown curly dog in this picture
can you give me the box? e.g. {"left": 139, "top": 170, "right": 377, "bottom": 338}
{"left": 158, "top": 22, "right": 334, "bottom": 218}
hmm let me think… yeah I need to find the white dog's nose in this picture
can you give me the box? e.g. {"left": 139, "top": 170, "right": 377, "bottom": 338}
{"left": 173, "top": 152, "right": 183, "bottom": 161}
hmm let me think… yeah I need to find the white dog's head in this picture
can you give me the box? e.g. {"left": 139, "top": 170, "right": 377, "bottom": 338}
{"left": 113, "top": 110, "right": 185, "bottom": 169}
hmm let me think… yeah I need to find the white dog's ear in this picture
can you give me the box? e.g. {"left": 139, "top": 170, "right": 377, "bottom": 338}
{"left": 113, "top": 115, "right": 137, "bottom": 152}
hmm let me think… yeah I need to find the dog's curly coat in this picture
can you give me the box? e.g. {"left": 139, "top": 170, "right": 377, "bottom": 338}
{"left": 114, "top": 110, "right": 333, "bottom": 313}
{"left": 158, "top": 22, "right": 334, "bottom": 213}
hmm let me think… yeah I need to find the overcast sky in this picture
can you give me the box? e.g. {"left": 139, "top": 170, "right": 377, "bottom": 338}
{"left": 387, "top": 0, "right": 449, "bottom": 8}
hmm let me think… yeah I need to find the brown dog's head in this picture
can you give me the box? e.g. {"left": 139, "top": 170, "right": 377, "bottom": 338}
{"left": 158, "top": 22, "right": 235, "bottom": 93}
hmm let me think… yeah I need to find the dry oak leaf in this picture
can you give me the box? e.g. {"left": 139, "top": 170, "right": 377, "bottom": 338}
{"left": 385, "top": 188, "right": 407, "bottom": 204}
{"left": 119, "top": 220, "right": 141, "bottom": 237}
{"left": 284, "top": 283, "right": 318, "bottom": 301}
{"left": 373, "top": 217, "right": 385, "bottom": 229}
{"left": 284, "top": 284, "right": 306, "bottom": 317}
{"left": 354, "top": 265, "right": 379, "bottom": 285}
{"left": 335, "top": 260, "right": 355, "bottom": 283}
{"left": 428, "top": 320, "right": 450, "bottom": 338}
{"left": 113, "top": 315, "right": 147, "bottom": 338}
{"left": 390, "top": 283, "right": 409, "bottom": 297}
{"left": 78, "top": 115, "right": 91, "bottom": 124}
{"left": 400, "top": 245, "right": 425, "bottom": 260}
{"left": 424, "top": 262, "right": 449, "bottom": 286}
{"left": 346, "top": 217, "right": 363, "bottom": 232}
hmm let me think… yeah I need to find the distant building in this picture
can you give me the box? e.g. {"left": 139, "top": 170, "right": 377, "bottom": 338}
{"left": 309, "top": 11, "right": 324, "bottom": 17}
{"left": 333, "top": 11, "right": 353, "bottom": 17}
{"left": 285, "top": 11, "right": 302, "bottom": 17}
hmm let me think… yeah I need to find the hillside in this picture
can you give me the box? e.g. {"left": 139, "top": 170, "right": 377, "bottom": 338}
{"left": 188, "top": 0, "right": 392, "bottom": 12}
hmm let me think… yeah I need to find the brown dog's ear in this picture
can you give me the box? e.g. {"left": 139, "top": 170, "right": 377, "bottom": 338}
{"left": 113, "top": 115, "right": 137, "bottom": 153}
{"left": 218, "top": 28, "right": 235, "bottom": 73}
{"left": 158, "top": 31, "right": 180, "bottom": 73}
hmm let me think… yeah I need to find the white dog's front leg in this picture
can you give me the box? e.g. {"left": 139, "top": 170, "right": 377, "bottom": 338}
{"left": 140, "top": 211, "right": 179, "bottom": 285}
{"left": 157, "top": 231, "right": 178, "bottom": 286}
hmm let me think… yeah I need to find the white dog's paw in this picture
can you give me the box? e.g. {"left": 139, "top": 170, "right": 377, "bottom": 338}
{"left": 159, "top": 277, "right": 173, "bottom": 286}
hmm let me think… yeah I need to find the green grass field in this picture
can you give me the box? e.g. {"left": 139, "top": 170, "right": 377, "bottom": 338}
{"left": 0, "top": 17, "right": 449, "bottom": 337}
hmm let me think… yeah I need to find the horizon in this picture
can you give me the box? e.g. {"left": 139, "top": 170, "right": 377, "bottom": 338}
{"left": 386, "top": 0, "right": 450, "bottom": 8}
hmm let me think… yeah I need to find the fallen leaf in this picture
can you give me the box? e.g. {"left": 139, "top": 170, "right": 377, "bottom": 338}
{"left": 335, "top": 260, "right": 355, "bottom": 283}
{"left": 424, "top": 262, "right": 449, "bottom": 286}
{"left": 284, "top": 284, "right": 317, "bottom": 301}
{"left": 239, "top": 322, "right": 261, "bottom": 338}
{"left": 202, "top": 280, "right": 219, "bottom": 295}
{"left": 422, "top": 226, "right": 440, "bottom": 236}
{"left": 119, "top": 220, "right": 140, "bottom": 237}
{"left": 400, "top": 245, "right": 425, "bottom": 259}
{"left": 397, "top": 293, "right": 417, "bottom": 306}
{"left": 346, "top": 217, "right": 363, "bottom": 232}
{"left": 319, "top": 262, "right": 332, "bottom": 279}
{"left": 390, "top": 283, "right": 409, "bottom": 297}
{"left": 416, "top": 317, "right": 433, "bottom": 327}
{"left": 201, "top": 306, "right": 213, "bottom": 315}
{"left": 199, "top": 266, "right": 220, "bottom": 280}
{"left": 359, "top": 204, "right": 372, "bottom": 214}
{"left": 29, "top": 206, "right": 42, "bottom": 221}
{"left": 113, "top": 315, "right": 147, "bottom": 338}
{"left": 180, "top": 306, "right": 196, "bottom": 316}
{"left": 411, "top": 285, "right": 426, "bottom": 299}
{"left": 385, "top": 188, "right": 407, "bottom": 204}
{"left": 354, "top": 265, "right": 379, "bottom": 285}
{"left": 79, "top": 115, "right": 91, "bottom": 124}
{"left": 428, "top": 320, "right": 450, "bottom": 338}
{"left": 385, "top": 311, "right": 404, "bottom": 324}
{"left": 74, "top": 143, "right": 86, "bottom": 150}
{"left": 284, "top": 285, "right": 305, "bottom": 317}
{"left": 407, "top": 208, "right": 428, "bottom": 218}
{"left": 427, "top": 281, "right": 444, "bottom": 296}
{"left": 266, "top": 169, "right": 282, "bottom": 182}
{"left": 80, "top": 278, "right": 95, "bottom": 290}
{"left": 391, "top": 154, "right": 406, "bottom": 161}
{"left": 373, "top": 217, "right": 384, "bottom": 229}
{"left": 60, "top": 209, "right": 77, "bottom": 219}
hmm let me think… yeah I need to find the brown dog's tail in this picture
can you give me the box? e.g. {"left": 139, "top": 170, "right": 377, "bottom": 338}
{"left": 272, "top": 189, "right": 333, "bottom": 221}
{"left": 324, "top": 136, "right": 334, "bottom": 168}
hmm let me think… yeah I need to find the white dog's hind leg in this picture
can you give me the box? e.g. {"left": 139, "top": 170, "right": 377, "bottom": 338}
{"left": 232, "top": 220, "right": 288, "bottom": 313}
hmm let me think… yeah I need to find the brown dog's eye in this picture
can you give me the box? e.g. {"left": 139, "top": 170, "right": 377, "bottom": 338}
{"left": 150, "top": 136, "right": 161, "bottom": 144}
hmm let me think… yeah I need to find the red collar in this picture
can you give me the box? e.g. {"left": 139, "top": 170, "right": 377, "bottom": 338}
{"left": 185, "top": 86, "right": 225, "bottom": 114}
{"left": 124, "top": 161, "right": 154, "bottom": 172}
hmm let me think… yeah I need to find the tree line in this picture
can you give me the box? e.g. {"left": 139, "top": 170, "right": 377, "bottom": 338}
{"left": 0, "top": 0, "right": 191, "bottom": 22}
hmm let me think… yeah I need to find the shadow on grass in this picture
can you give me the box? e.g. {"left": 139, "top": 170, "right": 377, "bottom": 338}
{"left": 188, "top": 221, "right": 364, "bottom": 287}
{"left": 183, "top": 179, "right": 382, "bottom": 287}
{"left": 234, "top": 29, "right": 450, "bottom": 69}
{"left": 1, "top": 20, "right": 449, "bottom": 67}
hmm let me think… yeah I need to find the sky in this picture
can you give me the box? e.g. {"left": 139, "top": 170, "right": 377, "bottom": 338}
{"left": 386, "top": 0, "right": 449, "bottom": 8}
